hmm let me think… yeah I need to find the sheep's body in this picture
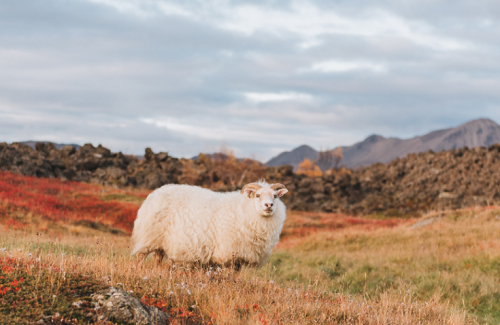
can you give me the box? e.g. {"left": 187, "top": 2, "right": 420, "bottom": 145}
{"left": 131, "top": 184, "right": 286, "bottom": 267}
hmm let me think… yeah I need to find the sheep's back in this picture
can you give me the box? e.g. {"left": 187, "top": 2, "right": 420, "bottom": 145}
{"left": 133, "top": 185, "right": 238, "bottom": 262}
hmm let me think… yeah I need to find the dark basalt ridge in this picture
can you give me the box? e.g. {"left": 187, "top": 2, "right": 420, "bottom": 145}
{"left": 2, "top": 141, "right": 500, "bottom": 215}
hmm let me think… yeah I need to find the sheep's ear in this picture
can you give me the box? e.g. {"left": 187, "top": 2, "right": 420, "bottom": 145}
{"left": 277, "top": 188, "right": 288, "bottom": 197}
{"left": 243, "top": 188, "right": 256, "bottom": 198}
{"left": 241, "top": 183, "right": 262, "bottom": 198}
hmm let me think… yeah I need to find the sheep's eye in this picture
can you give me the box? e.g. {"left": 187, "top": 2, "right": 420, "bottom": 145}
{"left": 274, "top": 194, "right": 278, "bottom": 198}
{"left": 256, "top": 194, "right": 260, "bottom": 198}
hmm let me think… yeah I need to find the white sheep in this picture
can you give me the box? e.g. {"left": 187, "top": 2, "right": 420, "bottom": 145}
{"left": 131, "top": 180, "right": 288, "bottom": 268}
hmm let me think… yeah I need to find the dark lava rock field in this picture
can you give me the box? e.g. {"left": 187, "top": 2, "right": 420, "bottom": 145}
{"left": 2, "top": 141, "right": 500, "bottom": 216}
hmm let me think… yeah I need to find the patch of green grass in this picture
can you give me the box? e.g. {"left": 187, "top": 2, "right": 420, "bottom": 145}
{"left": 74, "top": 220, "right": 127, "bottom": 236}
{"left": 99, "top": 193, "right": 145, "bottom": 205}
{"left": 268, "top": 214, "right": 500, "bottom": 324}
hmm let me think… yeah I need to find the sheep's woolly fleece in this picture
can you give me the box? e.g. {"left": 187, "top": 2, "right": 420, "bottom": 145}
{"left": 131, "top": 181, "right": 287, "bottom": 267}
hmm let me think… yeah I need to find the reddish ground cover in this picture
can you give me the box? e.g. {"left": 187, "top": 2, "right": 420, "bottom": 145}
{"left": 0, "top": 170, "right": 408, "bottom": 239}
{"left": 281, "top": 211, "right": 407, "bottom": 238}
{"left": 0, "top": 171, "right": 144, "bottom": 233}
{"left": 277, "top": 211, "right": 410, "bottom": 248}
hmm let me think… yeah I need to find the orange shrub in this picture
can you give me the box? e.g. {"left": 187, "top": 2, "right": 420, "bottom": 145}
{"left": 296, "top": 158, "right": 322, "bottom": 177}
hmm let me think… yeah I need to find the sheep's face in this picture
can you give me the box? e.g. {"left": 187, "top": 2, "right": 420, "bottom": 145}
{"left": 242, "top": 183, "right": 288, "bottom": 217}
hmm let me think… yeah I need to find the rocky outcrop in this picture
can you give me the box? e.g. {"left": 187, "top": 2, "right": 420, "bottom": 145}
{"left": 0, "top": 142, "right": 265, "bottom": 191}
{"left": 3, "top": 141, "right": 500, "bottom": 215}
{"left": 267, "top": 145, "right": 500, "bottom": 215}
{"left": 92, "top": 287, "right": 170, "bottom": 324}
{"left": 0, "top": 142, "right": 182, "bottom": 189}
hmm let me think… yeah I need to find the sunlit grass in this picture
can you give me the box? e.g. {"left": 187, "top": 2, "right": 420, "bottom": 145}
{"left": 267, "top": 208, "right": 500, "bottom": 323}
{"left": 0, "top": 209, "right": 489, "bottom": 324}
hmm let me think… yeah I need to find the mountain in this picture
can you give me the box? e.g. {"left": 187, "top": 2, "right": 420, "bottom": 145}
{"left": 266, "top": 145, "right": 318, "bottom": 170}
{"left": 266, "top": 118, "right": 500, "bottom": 169}
{"left": 19, "top": 141, "right": 80, "bottom": 150}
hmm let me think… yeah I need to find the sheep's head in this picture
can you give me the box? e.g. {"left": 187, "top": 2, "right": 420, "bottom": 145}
{"left": 241, "top": 182, "right": 288, "bottom": 217}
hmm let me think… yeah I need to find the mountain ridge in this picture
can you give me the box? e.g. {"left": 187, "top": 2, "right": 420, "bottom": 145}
{"left": 266, "top": 118, "right": 500, "bottom": 169}
{"left": 20, "top": 141, "right": 80, "bottom": 150}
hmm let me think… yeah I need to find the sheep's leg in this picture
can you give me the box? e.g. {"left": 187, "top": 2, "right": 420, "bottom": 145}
{"left": 136, "top": 252, "right": 148, "bottom": 266}
{"left": 153, "top": 249, "right": 165, "bottom": 266}
{"left": 227, "top": 257, "right": 244, "bottom": 272}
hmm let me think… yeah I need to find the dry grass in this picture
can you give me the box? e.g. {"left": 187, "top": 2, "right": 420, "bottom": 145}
{"left": 267, "top": 208, "right": 500, "bottom": 324}
{"left": 0, "top": 210, "right": 488, "bottom": 324}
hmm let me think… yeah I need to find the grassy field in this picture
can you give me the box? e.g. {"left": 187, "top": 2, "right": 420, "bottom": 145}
{"left": 272, "top": 209, "right": 500, "bottom": 323}
{"left": 0, "top": 171, "right": 498, "bottom": 324}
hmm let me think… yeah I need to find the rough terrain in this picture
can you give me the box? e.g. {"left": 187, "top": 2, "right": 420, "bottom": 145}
{"left": 2, "top": 141, "right": 500, "bottom": 215}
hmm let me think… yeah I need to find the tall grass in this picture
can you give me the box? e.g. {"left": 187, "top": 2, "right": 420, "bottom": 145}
{"left": 268, "top": 208, "right": 500, "bottom": 323}
{"left": 2, "top": 207, "right": 493, "bottom": 324}
{"left": 0, "top": 228, "right": 478, "bottom": 324}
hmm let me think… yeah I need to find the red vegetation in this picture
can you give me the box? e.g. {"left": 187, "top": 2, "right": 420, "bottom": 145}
{"left": 0, "top": 275, "right": 24, "bottom": 296}
{"left": 0, "top": 170, "right": 408, "bottom": 241}
{"left": 278, "top": 211, "right": 409, "bottom": 248}
{"left": 0, "top": 257, "right": 27, "bottom": 298}
{"left": 141, "top": 296, "right": 202, "bottom": 324}
{"left": 140, "top": 296, "right": 273, "bottom": 325}
{"left": 0, "top": 171, "right": 143, "bottom": 233}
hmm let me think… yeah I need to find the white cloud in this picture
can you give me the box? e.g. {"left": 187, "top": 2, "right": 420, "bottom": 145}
{"left": 82, "top": 0, "right": 470, "bottom": 51}
{"left": 138, "top": 115, "right": 341, "bottom": 160}
{"left": 211, "top": 2, "right": 469, "bottom": 51}
{"left": 310, "top": 60, "right": 386, "bottom": 73}
{"left": 244, "top": 92, "right": 313, "bottom": 103}
{"left": 86, "top": 0, "right": 152, "bottom": 17}
{"left": 140, "top": 117, "right": 264, "bottom": 142}
{"left": 157, "top": 2, "right": 194, "bottom": 18}
{"left": 2, "top": 0, "right": 498, "bottom": 162}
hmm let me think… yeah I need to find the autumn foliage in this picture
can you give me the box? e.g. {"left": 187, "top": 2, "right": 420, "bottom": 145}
{"left": 297, "top": 148, "right": 343, "bottom": 177}
{"left": 296, "top": 158, "right": 322, "bottom": 177}
{"left": 0, "top": 256, "right": 105, "bottom": 323}
{"left": 0, "top": 171, "right": 143, "bottom": 233}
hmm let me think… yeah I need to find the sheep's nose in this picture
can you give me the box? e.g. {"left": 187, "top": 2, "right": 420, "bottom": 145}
{"left": 265, "top": 203, "right": 273, "bottom": 208}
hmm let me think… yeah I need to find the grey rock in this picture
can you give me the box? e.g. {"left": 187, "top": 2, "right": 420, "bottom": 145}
{"left": 156, "top": 152, "right": 169, "bottom": 162}
{"left": 106, "top": 166, "right": 126, "bottom": 179}
{"left": 60, "top": 145, "right": 76, "bottom": 156}
{"left": 92, "top": 287, "right": 170, "bottom": 325}
{"left": 410, "top": 216, "right": 441, "bottom": 229}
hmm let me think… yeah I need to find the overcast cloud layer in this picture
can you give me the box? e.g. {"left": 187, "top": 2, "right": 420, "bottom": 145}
{"left": 2, "top": 0, "right": 500, "bottom": 161}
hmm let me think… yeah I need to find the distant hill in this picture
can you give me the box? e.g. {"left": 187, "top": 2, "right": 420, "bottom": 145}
{"left": 266, "top": 145, "right": 318, "bottom": 170}
{"left": 19, "top": 141, "right": 80, "bottom": 150}
{"left": 266, "top": 118, "right": 500, "bottom": 169}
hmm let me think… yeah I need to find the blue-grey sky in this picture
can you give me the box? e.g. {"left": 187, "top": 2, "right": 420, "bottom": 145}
{"left": 1, "top": 0, "right": 500, "bottom": 161}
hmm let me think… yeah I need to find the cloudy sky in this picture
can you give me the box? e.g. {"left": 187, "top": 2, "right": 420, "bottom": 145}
{"left": 1, "top": 0, "right": 500, "bottom": 161}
